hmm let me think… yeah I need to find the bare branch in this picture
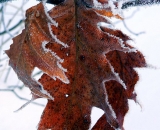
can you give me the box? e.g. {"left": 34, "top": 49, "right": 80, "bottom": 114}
{"left": 122, "top": 20, "right": 145, "bottom": 36}
{"left": 0, "top": 88, "right": 45, "bottom": 107}
{"left": 0, "top": 20, "right": 24, "bottom": 35}
{"left": 122, "top": 0, "right": 160, "bottom": 9}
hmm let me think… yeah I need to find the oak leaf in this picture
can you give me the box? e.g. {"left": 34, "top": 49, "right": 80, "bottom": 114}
{"left": 6, "top": 0, "right": 146, "bottom": 130}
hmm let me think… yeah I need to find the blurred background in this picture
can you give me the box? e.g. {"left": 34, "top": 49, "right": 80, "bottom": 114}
{"left": 0, "top": 0, "right": 160, "bottom": 130}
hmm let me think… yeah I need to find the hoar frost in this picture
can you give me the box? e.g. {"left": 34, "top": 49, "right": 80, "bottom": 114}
{"left": 108, "top": 61, "right": 127, "bottom": 89}
{"left": 42, "top": 41, "right": 69, "bottom": 84}
{"left": 93, "top": 0, "right": 124, "bottom": 15}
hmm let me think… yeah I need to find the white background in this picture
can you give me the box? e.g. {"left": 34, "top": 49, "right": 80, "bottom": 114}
{"left": 0, "top": 1, "right": 160, "bottom": 130}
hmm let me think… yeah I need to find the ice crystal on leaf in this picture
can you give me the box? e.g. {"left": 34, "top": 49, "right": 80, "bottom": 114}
{"left": 6, "top": 0, "right": 146, "bottom": 130}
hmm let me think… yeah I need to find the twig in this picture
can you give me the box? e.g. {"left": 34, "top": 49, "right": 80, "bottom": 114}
{"left": 1, "top": 4, "right": 13, "bottom": 37}
{"left": 8, "top": 85, "right": 23, "bottom": 89}
{"left": 122, "top": 20, "right": 145, "bottom": 36}
{"left": 114, "top": 8, "right": 140, "bottom": 24}
{"left": 0, "top": 88, "right": 45, "bottom": 107}
{"left": 4, "top": 67, "right": 11, "bottom": 82}
{"left": 122, "top": 0, "right": 160, "bottom": 9}
{"left": 0, "top": 29, "right": 22, "bottom": 47}
{"left": 0, "top": 19, "right": 24, "bottom": 35}
{"left": 33, "top": 71, "right": 43, "bottom": 77}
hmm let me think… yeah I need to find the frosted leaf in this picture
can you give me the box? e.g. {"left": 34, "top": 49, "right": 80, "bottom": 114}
{"left": 6, "top": 2, "right": 146, "bottom": 129}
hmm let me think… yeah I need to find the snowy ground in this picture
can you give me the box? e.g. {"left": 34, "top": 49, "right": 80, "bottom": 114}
{"left": 0, "top": 1, "right": 160, "bottom": 130}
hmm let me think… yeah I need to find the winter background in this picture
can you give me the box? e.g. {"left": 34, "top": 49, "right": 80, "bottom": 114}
{"left": 0, "top": 0, "right": 160, "bottom": 130}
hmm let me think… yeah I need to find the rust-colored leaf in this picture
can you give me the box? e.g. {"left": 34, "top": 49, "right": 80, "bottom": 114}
{"left": 6, "top": 0, "right": 146, "bottom": 130}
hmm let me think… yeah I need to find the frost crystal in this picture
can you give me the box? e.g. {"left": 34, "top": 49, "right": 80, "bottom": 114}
{"left": 105, "top": 32, "right": 137, "bottom": 53}
{"left": 108, "top": 61, "right": 127, "bottom": 89}
{"left": 42, "top": 1, "right": 58, "bottom": 27}
{"left": 40, "top": 84, "right": 54, "bottom": 100}
{"left": 48, "top": 24, "right": 69, "bottom": 48}
{"left": 93, "top": 0, "right": 123, "bottom": 15}
{"left": 102, "top": 80, "right": 117, "bottom": 119}
{"left": 42, "top": 1, "right": 69, "bottom": 48}
{"left": 105, "top": 94, "right": 117, "bottom": 119}
{"left": 98, "top": 22, "right": 115, "bottom": 30}
{"left": 42, "top": 41, "right": 69, "bottom": 84}
{"left": 93, "top": 0, "right": 106, "bottom": 8}
{"left": 42, "top": 41, "right": 64, "bottom": 62}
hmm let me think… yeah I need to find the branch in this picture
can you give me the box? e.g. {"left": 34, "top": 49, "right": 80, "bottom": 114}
{"left": 122, "top": 20, "right": 145, "bottom": 36}
{"left": 121, "top": 0, "right": 160, "bottom": 9}
{"left": 0, "top": 19, "right": 24, "bottom": 35}
{"left": 0, "top": 88, "right": 45, "bottom": 107}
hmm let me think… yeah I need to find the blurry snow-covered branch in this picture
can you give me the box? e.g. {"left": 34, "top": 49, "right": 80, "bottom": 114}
{"left": 121, "top": 0, "right": 160, "bottom": 9}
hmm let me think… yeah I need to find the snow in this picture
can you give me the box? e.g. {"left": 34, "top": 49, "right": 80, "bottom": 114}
{"left": 1, "top": 1, "right": 160, "bottom": 130}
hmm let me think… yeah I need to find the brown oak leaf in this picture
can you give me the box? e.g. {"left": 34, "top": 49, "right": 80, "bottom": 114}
{"left": 6, "top": 0, "right": 146, "bottom": 130}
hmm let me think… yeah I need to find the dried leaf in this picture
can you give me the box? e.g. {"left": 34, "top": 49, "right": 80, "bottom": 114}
{"left": 6, "top": 0, "right": 146, "bottom": 130}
